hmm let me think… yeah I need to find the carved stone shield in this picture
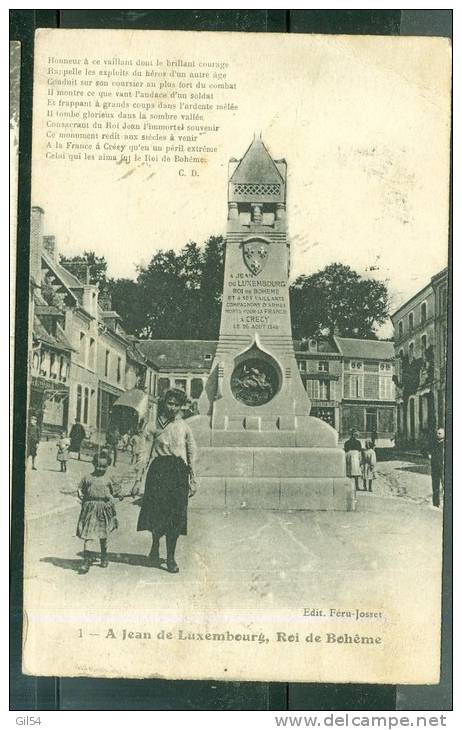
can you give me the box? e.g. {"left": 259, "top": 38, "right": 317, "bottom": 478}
{"left": 242, "top": 240, "right": 269, "bottom": 276}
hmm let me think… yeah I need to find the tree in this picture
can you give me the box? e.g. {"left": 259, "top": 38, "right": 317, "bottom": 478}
{"left": 106, "top": 278, "right": 148, "bottom": 336}
{"left": 290, "top": 263, "right": 390, "bottom": 339}
{"left": 59, "top": 251, "right": 108, "bottom": 286}
{"left": 108, "top": 236, "right": 225, "bottom": 340}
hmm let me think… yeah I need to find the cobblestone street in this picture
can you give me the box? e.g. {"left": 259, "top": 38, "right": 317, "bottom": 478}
{"left": 23, "top": 441, "right": 443, "bottom": 614}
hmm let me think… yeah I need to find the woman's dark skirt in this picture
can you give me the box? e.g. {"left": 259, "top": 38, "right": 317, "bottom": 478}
{"left": 137, "top": 456, "right": 190, "bottom": 536}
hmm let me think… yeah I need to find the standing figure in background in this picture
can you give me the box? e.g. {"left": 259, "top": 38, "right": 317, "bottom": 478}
{"left": 427, "top": 427, "right": 445, "bottom": 508}
{"left": 105, "top": 424, "right": 120, "bottom": 467}
{"left": 27, "top": 415, "right": 41, "bottom": 471}
{"left": 361, "top": 440, "right": 377, "bottom": 492}
{"left": 137, "top": 389, "right": 198, "bottom": 574}
{"left": 69, "top": 419, "right": 86, "bottom": 461}
{"left": 56, "top": 431, "right": 71, "bottom": 473}
{"left": 344, "top": 429, "right": 362, "bottom": 490}
{"left": 130, "top": 421, "right": 148, "bottom": 497}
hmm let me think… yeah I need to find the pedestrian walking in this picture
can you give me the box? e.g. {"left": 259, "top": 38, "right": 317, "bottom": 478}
{"left": 76, "top": 453, "right": 122, "bottom": 574}
{"left": 361, "top": 440, "right": 377, "bottom": 492}
{"left": 27, "top": 415, "right": 41, "bottom": 470}
{"left": 137, "top": 389, "right": 198, "bottom": 574}
{"left": 69, "top": 420, "right": 86, "bottom": 460}
{"left": 427, "top": 427, "right": 445, "bottom": 508}
{"left": 56, "top": 431, "right": 71, "bottom": 473}
{"left": 344, "top": 429, "right": 362, "bottom": 490}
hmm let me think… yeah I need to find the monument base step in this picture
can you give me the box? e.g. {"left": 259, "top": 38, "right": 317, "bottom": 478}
{"left": 189, "top": 476, "right": 355, "bottom": 511}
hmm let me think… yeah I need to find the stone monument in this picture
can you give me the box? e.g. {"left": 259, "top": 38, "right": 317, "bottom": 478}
{"left": 190, "top": 134, "right": 354, "bottom": 510}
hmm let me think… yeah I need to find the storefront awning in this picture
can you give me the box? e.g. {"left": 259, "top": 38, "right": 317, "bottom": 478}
{"left": 112, "top": 388, "right": 149, "bottom": 417}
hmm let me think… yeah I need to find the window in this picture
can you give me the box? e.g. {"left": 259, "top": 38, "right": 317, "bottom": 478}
{"left": 50, "top": 353, "right": 57, "bottom": 379}
{"left": 117, "top": 356, "right": 122, "bottom": 384}
{"left": 440, "top": 287, "right": 447, "bottom": 313}
{"left": 174, "top": 379, "right": 187, "bottom": 392}
{"left": 421, "top": 302, "right": 427, "bottom": 323}
{"left": 298, "top": 360, "right": 306, "bottom": 372}
{"left": 59, "top": 356, "right": 66, "bottom": 382}
{"left": 204, "top": 354, "right": 212, "bottom": 362}
{"left": 408, "top": 312, "right": 414, "bottom": 331}
{"left": 319, "top": 380, "right": 330, "bottom": 400}
{"left": 83, "top": 387, "right": 89, "bottom": 424}
{"left": 409, "top": 342, "right": 414, "bottom": 360}
{"left": 421, "top": 334, "right": 427, "bottom": 353}
{"left": 366, "top": 408, "right": 378, "bottom": 434}
{"left": 343, "top": 374, "right": 364, "bottom": 399}
{"left": 40, "top": 351, "right": 48, "bottom": 376}
{"left": 79, "top": 332, "right": 86, "bottom": 363}
{"left": 76, "top": 384, "right": 82, "bottom": 422}
{"left": 350, "top": 361, "right": 363, "bottom": 370}
{"left": 89, "top": 337, "right": 95, "bottom": 369}
{"left": 379, "top": 376, "right": 393, "bottom": 400}
{"left": 398, "top": 321, "right": 403, "bottom": 338}
{"left": 157, "top": 378, "right": 171, "bottom": 397}
{"left": 399, "top": 349, "right": 404, "bottom": 359}
{"left": 191, "top": 378, "right": 204, "bottom": 400}
{"left": 306, "top": 379, "right": 319, "bottom": 399}
{"left": 105, "top": 349, "right": 110, "bottom": 378}
{"left": 318, "top": 361, "right": 329, "bottom": 372}
{"left": 379, "top": 362, "right": 391, "bottom": 371}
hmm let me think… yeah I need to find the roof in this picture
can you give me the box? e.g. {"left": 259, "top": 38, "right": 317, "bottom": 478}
{"left": 293, "top": 337, "right": 340, "bottom": 355}
{"left": 43, "top": 252, "right": 84, "bottom": 290}
{"left": 33, "top": 317, "right": 74, "bottom": 352}
{"left": 391, "top": 280, "right": 435, "bottom": 319}
{"left": 101, "top": 310, "right": 122, "bottom": 320}
{"left": 137, "top": 340, "right": 218, "bottom": 370}
{"left": 230, "top": 135, "right": 283, "bottom": 184}
{"left": 334, "top": 336, "right": 395, "bottom": 360}
{"left": 35, "top": 304, "right": 63, "bottom": 317}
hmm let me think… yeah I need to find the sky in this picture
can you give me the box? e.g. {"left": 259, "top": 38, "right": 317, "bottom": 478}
{"left": 32, "top": 30, "right": 451, "bottom": 329}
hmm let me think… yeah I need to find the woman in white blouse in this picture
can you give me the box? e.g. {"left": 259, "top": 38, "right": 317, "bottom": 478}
{"left": 137, "top": 389, "right": 198, "bottom": 573}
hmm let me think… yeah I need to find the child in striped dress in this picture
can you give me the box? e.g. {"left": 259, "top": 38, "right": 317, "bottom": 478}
{"left": 76, "top": 453, "right": 122, "bottom": 574}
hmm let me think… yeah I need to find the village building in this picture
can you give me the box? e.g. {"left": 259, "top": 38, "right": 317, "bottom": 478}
{"left": 137, "top": 336, "right": 397, "bottom": 445}
{"left": 29, "top": 206, "right": 158, "bottom": 441}
{"left": 391, "top": 268, "right": 448, "bottom": 445}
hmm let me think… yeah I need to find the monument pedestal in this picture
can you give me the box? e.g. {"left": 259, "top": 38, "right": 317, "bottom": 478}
{"left": 190, "top": 135, "right": 354, "bottom": 512}
{"left": 189, "top": 416, "right": 355, "bottom": 511}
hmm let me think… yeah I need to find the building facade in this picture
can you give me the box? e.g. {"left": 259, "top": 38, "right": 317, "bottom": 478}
{"left": 137, "top": 336, "right": 397, "bottom": 445}
{"left": 334, "top": 337, "right": 396, "bottom": 444}
{"left": 391, "top": 268, "right": 448, "bottom": 446}
{"left": 29, "top": 206, "right": 158, "bottom": 441}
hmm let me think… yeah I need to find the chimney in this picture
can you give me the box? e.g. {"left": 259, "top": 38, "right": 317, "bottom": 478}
{"left": 30, "top": 206, "right": 44, "bottom": 285}
{"left": 43, "top": 235, "right": 57, "bottom": 261}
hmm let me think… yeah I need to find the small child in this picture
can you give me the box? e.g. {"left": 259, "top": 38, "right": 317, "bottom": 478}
{"left": 76, "top": 453, "right": 122, "bottom": 574}
{"left": 56, "top": 431, "right": 70, "bottom": 473}
{"left": 361, "top": 440, "right": 377, "bottom": 492}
